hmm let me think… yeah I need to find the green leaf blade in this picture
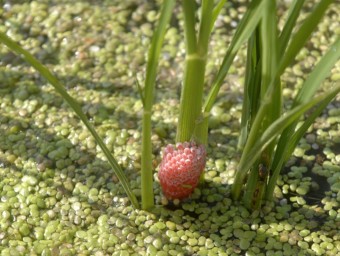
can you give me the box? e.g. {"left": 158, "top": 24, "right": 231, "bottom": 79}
{"left": 232, "top": 83, "right": 340, "bottom": 200}
{"left": 278, "top": 0, "right": 305, "bottom": 56}
{"left": 210, "top": 0, "right": 227, "bottom": 33}
{"left": 141, "top": 0, "right": 175, "bottom": 210}
{"left": 203, "top": 0, "right": 265, "bottom": 114}
{"left": 0, "top": 32, "right": 140, "bottom": 209}
{"left": 293, "top": 37, "right": 340, "bottom": 106}
{"left": 278, "top": 0, "right": 334, "bottom": 75}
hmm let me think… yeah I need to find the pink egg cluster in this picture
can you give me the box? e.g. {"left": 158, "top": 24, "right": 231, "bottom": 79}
{"left": 158, "top": 142, "right": 206, "bottom": 200}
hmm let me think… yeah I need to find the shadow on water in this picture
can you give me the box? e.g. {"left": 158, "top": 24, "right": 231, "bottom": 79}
{"left": 0, "top": 113, "right": 118, "bottom": 193}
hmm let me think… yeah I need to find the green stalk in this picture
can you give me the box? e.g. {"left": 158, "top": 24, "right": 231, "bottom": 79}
{"left": 243, "top": 162, "right": 268, "bottom": 210}
{"left": 0, "top": 32, "right": 140, "bottom": 209}
{"left": 141, "top": 0, "right": 175, "bottom": 210}
{"left": 181, "top": 0, "right": 197, "bottom": 54}
{"left": 238, "top": 28, "right": 261, "bottom": 150}
{"left": 246, "top": 0, "right": 280, "bottom": 209}
{"left": 264, "top": 0, "right": 335, "bottom": 203}
{"left": 202, "top": 0, "right": 264, "bottom": 148}
{"left": 176, "top": 56, "right": 206, "bottom": 143}
{"left": 176, "top": 0, "right": 214, "bottom": 144}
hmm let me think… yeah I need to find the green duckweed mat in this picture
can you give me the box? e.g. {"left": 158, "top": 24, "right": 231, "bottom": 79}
{"left": 0, "top": 1, "right": 339, "bottom": 255}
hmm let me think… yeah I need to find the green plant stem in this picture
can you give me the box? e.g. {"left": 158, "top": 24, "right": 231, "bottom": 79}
{"left": 141, "top": 111, "right": 153, "bottom": 209}
{"left": 202, "top": 0, "right": 264, "bottom": 148}
{"left": 176, "top": 56, "right": 206, "bottom": 143}
{"left": 266, "top": 85, "right": 340, "bottom": 202}
{"left": 238, "top": 28, "right": 261, "bottom": 150}
{"left": 244, "top": 0, "right": 280, "bottom": 209}
{"left": 176, "top": 0, "right": 214, "bottom": 144}
{"left": 0, "top": 32, "right": 140, "bottom": 209}
{"left": 182, "top": 0, "right": 198, "bottom": 55}
{"left": 141, "top": 0, "right": 175, "bottom": 210}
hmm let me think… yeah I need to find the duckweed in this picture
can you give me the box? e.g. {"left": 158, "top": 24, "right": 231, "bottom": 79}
{"left": 0, "top": 0, "right": 339, "bottom": 255}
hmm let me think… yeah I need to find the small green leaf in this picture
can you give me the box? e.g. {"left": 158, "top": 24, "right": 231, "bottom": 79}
{"left": 134, "top": 75, "right": 145, "bottom": 107}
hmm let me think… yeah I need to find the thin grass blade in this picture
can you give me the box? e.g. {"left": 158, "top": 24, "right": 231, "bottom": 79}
{"left": 288, "top": 94, "right": 336, "bottom": 167}
{"left": 141, "top": 0, "right": 175, "bottom": 210}
{"left": 268, "top": 37, "right": 340, "bottom": 198}
{"left": 236, "top": 0, "right": 280, "bottom": 182}
{"left": 278, "top": 0, "right": 305, "bottom": 56}
{"left": 210, "top": 0, "right": 227, "bottom": 33}
{"left": 203, "top": 0, "right": 264, "bottom": 114}
{"left": 266, "top": 87, "right": 340, "bottom": 201}
{"left": 238, "top": 33, "right": 257, "bottom": 150}
{"left": 272, "top": 37, "right": 340, "bottom": 167}
{"left": 135, "top": 75, "right": 145, "bottom": 107}
{"left": 257, "top": 0, "right": 280, "bottom": 136}
{"left": 278, "top": 0, "right": 334, "bottom": 75}
{"left": 0, "top": 32, "right": 140, "bottom": 208}
{"left": 241, "top": 0, "right": 280, "bottom": 208}
{"left": 237, "top": 1, "right": 337, "bottom": 200}
{"left": 232, "top": 83, "right": 340, "bottom": 200}
{"left": 247, "top": 85, "right": 340, "bottom": 171}
{"left": 293, "top": 37, "right": 340, "bottom": 106}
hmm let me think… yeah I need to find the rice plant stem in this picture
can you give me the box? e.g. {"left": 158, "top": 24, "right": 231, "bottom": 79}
{"left": 182, "top": 0, "right": 198, "bottom": 54}
{"left": 176, "top": 0, "right": 214, "bottom": 144}
{"left": 266, "top": 86, "right": 340, "bottom": 201}
{"left": 251, "top": 0, "right": 280, "bottom": 207}
{"left": 238, "top": 28, "right": 261, "bottom": 150}
{"left": 141, "top": 0, "right": 175, "bottom": 210}
{"left": 176, "top": 57, "right": 206, "bottom": 143}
